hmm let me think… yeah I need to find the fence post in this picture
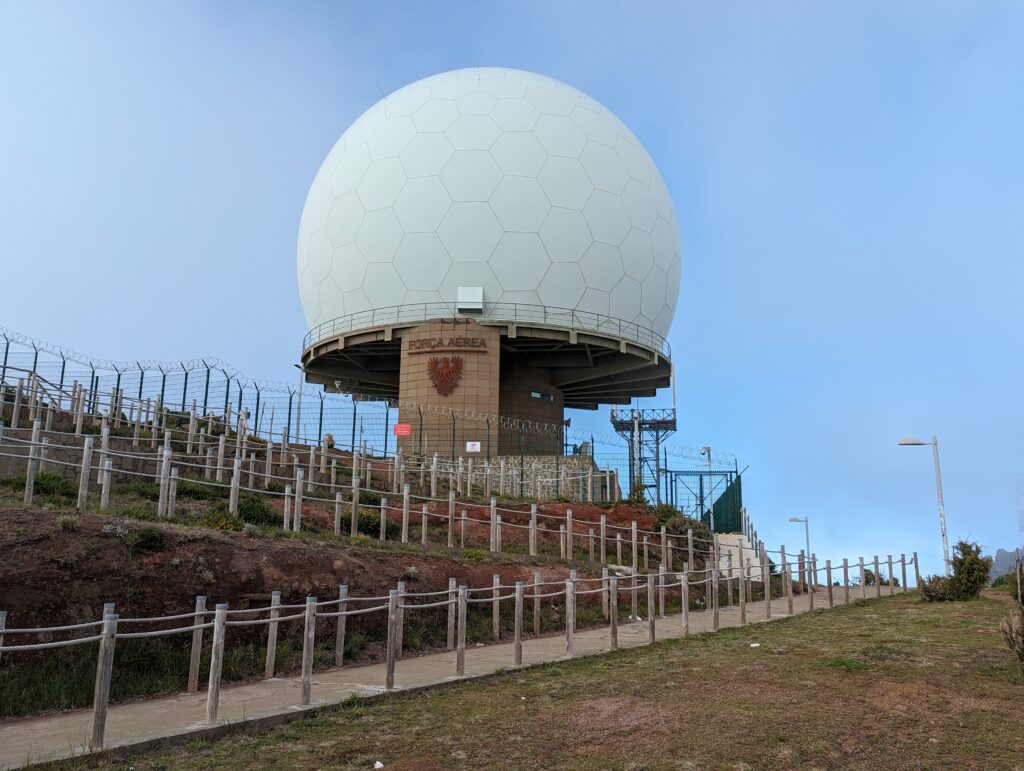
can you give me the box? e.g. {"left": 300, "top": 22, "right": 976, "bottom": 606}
{"left": 490, "top": 498, "right": 498, "bottom": 552}
{"left": 420, "top": 506, "right": 429, "bottom": 548}
{"left": 600, "top": 515, "right": 607, "bottom": 563}
{"left": 385, "top": 590, "right": 398, "bottom": 690}
{"left": 529, "top": 503, "right": 538, "bottom": 556}
{"left": 460, "top": 510, "right": 467, "bottom": 548}
{"left": 533, "top": 569, "right": 541, "bottom": 636}
{"left": 89, "top": 612, "right": 118, "bottom": 751}
{"left": 900, "top": 553, "right": 907, "bottom": 593}
{"left": 680, "top": 573, "right": 690, "bottom": 635}
{"left": 0, "top": 610, "right": 5, "bottom": 666}
{"left": 589, "top": 528, "right": 595, "bottom": 561}
{"left": 913, "top": 551, "right": 921, "bottom": 589}
{"left": 601, "top": 566, "right": 609, "bottom": 619}
{"left": 874, "top": 556, "right": 881, "bottom": 598}
{"left": 514, "top": 581, "right": 524, "bottom": 666}
{"left": 843, "top": 558, "right": 850, "bottom": 605}
{"left": 559, "top": 525, "right": 566, "bottom": 559}
{"left": 687, "top": 528, "right": 694, "bottom": 570}
{"left": 77, "top": 436, "right": 94, "bottom": 511}
{"left": 630, "top": 566, "right": 639, "bottom": 620}
{"left": 566, "top": 508, "right": 573, "bottom": 559}
{"left": 826, "top": 560, "right": 834, "bottom": 608}
{"left": 739, "top": 562, "right": 747, "bottom": 625}
{"left": 859, "top": 557, "right": 866, "bottom": 599}
{"left": 887, "top": 554, "right": 894, "bottom": 595}
{"left": 350, "top": 476, "right": 361, "bottom": 537}
{"left": 659, "top": 563, "right": 666, "bottom": 617}
{"left": 609, "top": 575, "right": 618, "bottom": 649}
{"left": 565, "top": 578, "right": 575, "bottom": 657}
{"left": 187, "top": 595, "right": 207, "bottom": 692}
{"left": 631, "top": 521, "right": 638, "bottom": 568}
{"left": 23, "top": 418, "right": 40, "bottom": 505}
{"left": 283, "top": 485, "right": 292, "bottom": 530}
{"left": 205, "top": 603, "right": 228, "bottom": 725}
{"left": 646, "top": 574, "right": 656, "bottom": 643}
{"left": 401, "top": 484, "right": 410, "bottom": 543}
{"left": 293, "top": 469, "right": 304, "bottom": 531}
{"left": 335, "top": 585, "right": 348, "bottom": 667}
{"left": 229, "top": 457, "right": 241, "bottom": 515}
{"left": 808, "top": 558, "right": 816, "bottom": 611}
{"left": 396, "top": 580, "right": 406, "bottom": 659}
{"left": 712, "top": 569, "right": 720, "bottom": 630}
{"left": 168, "top": 468, "right": 179, "bottom": 518}
{"left": 447, "top": 490, "right": 456, "bottom": 548}
{"left": 334, "top": 492, "right": 343, "bottom": 537}
{"left": 447, "top": 578, "right": 456, "bottom": 650}
{"left": 379, "top": 498, "right": 388, "bottom": 542}
{"left": 786, "top": 563, "right": 794, "bottom": 616}
{"left": 265, "top": 591, "right": 281, "bottom": 678}
{"left": 216, "top": 435, "right": 226, "bottom": 482}
{"left": 300, "top": 596, "right": 316, "bottom": 705}
{"left": 492, "top": 574, "right": 501, "bottom": 641}
{"left": 456, "top": 586, "right": 467, "bottom": 676}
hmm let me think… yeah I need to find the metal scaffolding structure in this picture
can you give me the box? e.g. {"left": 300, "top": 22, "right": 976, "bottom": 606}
{"left": 609, "top": 407, "right": 677, "bottom": 503}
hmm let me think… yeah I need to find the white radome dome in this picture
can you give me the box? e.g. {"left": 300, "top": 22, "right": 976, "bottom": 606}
{"left": 297, "top": 68, "right": 681, "bottom": 340}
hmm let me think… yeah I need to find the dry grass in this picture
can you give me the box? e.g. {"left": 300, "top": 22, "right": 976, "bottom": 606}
{"left": 64, "top": 593, "right": 1024, "bottom": 770}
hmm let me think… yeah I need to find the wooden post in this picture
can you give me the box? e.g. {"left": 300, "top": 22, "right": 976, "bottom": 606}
{"left": 900, "top": 553, "right": 908, "bottom": 593}
{"left": 680, "top": 573, "right": 690, "bottom": 634}
{"left": 874, "top": 556, "right": 881, "bottom": 599}
{"left": 842, "top": 558, "right": 850, "bottom": 605}
{"left": 379, "top": 498, "right": 388, "bottom": 542}
{"left": 559, "top": 525, "right": 566, "bottom": 559}
{"left": 446, "top": 578, "right": 456, "bottom": 650}
{"left": 589, "top": 528, "right": 595, "bottom": 561}
{"left": 283, "top": 485, "right": 292, "bottom": 531}
{"left": 761, "top": 552, "right": 771, "bottom": 619}
{"left": 456, "top": 586, "right": 467, "bottom": 676}
{"left": 385, "top": 590, "right": 398, "bottom": 690}
{"left": 859, "top": 557, "right": 867, "bottom": 599}
{"left": 205, "top": 604, "right": 228, "bottom": 725}
{"left": 826, "top": 560, "right": 834, "bottom": 608}
{"left": 350, "top": 476, "right": 361, "bottom": 537}
{"left": 533, "top": 569, "right": 541, "bottom": 636}
{"left": 643, "top": 536, "right": 649, "bottom": 571}
{"left": 187, "top": 595, "right": 206, "bottom": 692}
{"left": 460, "top": 509, "right": 467, "bottom": 548}
{"left": 913, "top": 551, "right": 921, "bottom": 589}
{"left": 335, "top": 585, "right": 348, "bottom": 667}
{"left": 616, "top": 533, "right": 623, "bottom": 565}
{"left": 566, "top": 508, "right": 573, "bottom": 559}
{"left": 23, "top": 419, "right": 40, "bottom": 505}
{"left": 631, "top": 521, "right": 638, "bottom": 567}
{"left": 300, "top": 596, "right": 316, "bottom": 705}
{"left": 786, "top": 562, "right": 794, "bottom": 615}
{"left": 215, "top": 435, "right": 226, "bottom": 482}
{"left": 808, "top": 558, "right": 815, "bottom": 611}
{"left": 630, "top": 566, "right": 639, "bottom": 620}
{"left": 609, "top": 575, "right": 619, "bottom": 649}
{"left": 529, "top": 504, "right": 538, "bottom": 556}
{"left": 89, "top": 611, "right": 118, "bottom": 750}
{"left": 739, "top": 562, "right": 747, "bottom": 625}
{"left": 601, "top": 566, "right": 610, "bottom": 618}
{"left": 887, "top": 554, "right": 895, "bottom": 595}
{"left": 565, "top": 578, "right": 575, "bottom": 657}
{"left": 489, "top": 498, "right": 498, "bottom": 552}
{"left": 447, "top": 490, "right": 456, "bottom": 548}
{"left": 291, "top": 469, "right": 303, "bottom": 532}
{"left": 514, "top": 581, "right": 524, "bottom": 666}
{"left": 229, "top": 457, "right": 241, "bottom": 515}
{"left": 600, "top": 515, "right": 607, "bottom": 563}
{"left": 687, "top": 528, "right": 694, "bottom": 571}
{"left": 661, "top": 526, "right": 668, "bottom": 571}
{"left": 264, "top": 591, "right": 281, "bottom": 678}
{"left": 658, "top": 564, "right": 666, "bottom": 617}
{"left": 401, "top": 484, "right": 410, "bottom": 543}
{"left": 712, "top": 568, "right": 720, "bottom": 630}
{"left": 421, "top": 506, "right": 429, "bottom": 547}
{"left": 100, "top": 458, "right": 112, "bottom": 511}
{"left": 77, "top": 436, "right": 94, "bottom": 510}
{"left": 646, "top": 574, "right": 656, "bottom": 643}
{"left": 396, "top": 580, "right": 406, "bottom": 659}
{"left": 492, "top": 574, "right": 501, "bottom": 641}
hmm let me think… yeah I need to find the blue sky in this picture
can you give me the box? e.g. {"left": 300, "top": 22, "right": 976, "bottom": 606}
{"left": 2, "top": 1, "right": 1022, "bottom": 575}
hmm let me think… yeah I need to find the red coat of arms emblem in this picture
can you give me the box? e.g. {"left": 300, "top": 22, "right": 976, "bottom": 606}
{"left": 427, "top": 355, "right": 464, "bottom": 396}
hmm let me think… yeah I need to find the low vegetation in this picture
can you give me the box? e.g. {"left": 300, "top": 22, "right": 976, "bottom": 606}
{"left": 920, "top": 539, "right": 992, "bottom": 602}
{"left": 68, "top": 593, "right": 1024, "bottom": 770}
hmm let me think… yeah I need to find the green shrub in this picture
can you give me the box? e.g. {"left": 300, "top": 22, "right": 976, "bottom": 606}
{"left": 992, "top": 571, "right": 1022, "bottom": 603}
{"left": 175, "top": 479, "right": 229, "bottom": 500}
{"left": 265, "top": 480, "right": 285, "bottom": 494}
{"left": 921, "top": 540, "right": 992, "bottom": 602}
{"left": 127, "top": 525, "right": 166, "bottom": 554}
{"left": 2, "top": 471, "right": 77, "bottom": 500}
{"left": 57, "top": 514, "right": 80, "bottom": 532}
{"left": 235, "top": 493, "right": 278, "bottom": 527}
{"left": 122, "top": 479, "right": 160, "bottom": 500}
{"left": 356, "top": 511, "right": 399, "bottom": 540}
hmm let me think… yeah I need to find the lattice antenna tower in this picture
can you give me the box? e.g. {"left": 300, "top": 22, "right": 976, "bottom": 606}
{"left": 610, "top": 407, "right": 677, "bottom": 503}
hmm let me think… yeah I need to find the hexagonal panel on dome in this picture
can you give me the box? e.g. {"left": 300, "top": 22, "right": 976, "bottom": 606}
{"left": 489, "top": 177, "right": 550, "bottom": 232}
{"left": 537, "top": 156, "right": 593, "bottom": 210}
{"left": 329, "top": 243, "right": 368, "bottom": 290}
{"left": 577, "top": 287, "right": 610, "bottom": 316}
{"left": 355, "top": 157, "right": 407, "bottom": 211}
{"left": 438, "top": 261, "right": 504, "bottom": 302}
{"left": 445, "top": 114, "right": 501, "bottom": 150}
{"left": 609, "top": 275, "right": 642, "bottom": 319}
{"left": 393, "top": 177, "right": 451, "bottom": 232}
{"left": 367, "top": 115, "right": 416, "bottom": 159}
{"left": 399, "top": 133, "right": 455, "bottom": 178}
{"left": 456, "top": 90, "right": 497, "bottom": 116}
{"left": 438, "top": 202, "right": 502, "bottom": 262}
{"left": 412, "top": 99, "right": 459, "bottom": 132}
{"left": 539, "top": 207, "right": 592, "bottom": 263}
{"left": 490, "top": 233, "right": 549, "bottom": 290}
{"left": 641, "top": 267, "right": 668, "bottom": 320}
{"left": 328, "top": 144, "right": 371, "bottom": 197}
{"left": 533, "top": 114, "right": 586, "bottom": 157}
{"left": 620, "top": 228, "right": 655, "bottom": 281}
{"left": 491, "top": 98, "right": 539, "bottom": 132}
{"left": 325, "top": 192, "right": 364, "bottom": 247}
{"left": 490, "top": 132, "right": 546, "bottom": 177}
{"left": 579, "top": 141, "right": 628, "bottom": 194}
{"left": 439, "top": 150, "right": 502, "bottom": 202}
{"left": 393, "top": 233, "right": 451, "bottom": 291}
{"left": 583, "top": 190, "right": 630, "bottom": 245}
{"left": 356, "top": 208, "right": 404, "bottom": 263}
{"left": 308, "top": 230, "right": 334, "bottom": 282}
{"left": 580, "top": 241, "right": 624, "bottom": 291}
{"left": 538, "top": 262, "right": 586, "bottom": 308}
{"left": 362, "top": 262, "right": 406, "bottom": 308}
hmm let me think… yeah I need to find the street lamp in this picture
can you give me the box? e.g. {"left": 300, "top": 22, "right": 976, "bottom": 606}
{"left": 789, "top": 517, "right": 811, "bottom": 586}
{"left": 898, "top": 435, "right": 950, "bottom": 577}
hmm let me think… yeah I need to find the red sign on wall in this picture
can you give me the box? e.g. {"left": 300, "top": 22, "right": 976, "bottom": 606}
{"left": 393, "top": 423, "right": 412, "bottom": 437}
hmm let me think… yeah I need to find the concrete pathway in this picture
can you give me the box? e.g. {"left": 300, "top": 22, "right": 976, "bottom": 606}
{"left": 0, "top": 584, "right": 898, "bottom": 769}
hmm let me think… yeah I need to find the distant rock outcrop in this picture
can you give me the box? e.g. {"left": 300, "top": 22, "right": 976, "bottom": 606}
{"left": 986, "top": 547, "right": 1020, "bottom": 583}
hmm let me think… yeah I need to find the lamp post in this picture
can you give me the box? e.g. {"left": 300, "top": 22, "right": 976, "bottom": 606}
{"left": 700, "top": 446, "right": 713, "bottom": 532}
{"left": 898, "top": 435, "right": 950, "bottom": 577}
{"left": 788, "top": 517, "right": 811, "bottom": 585}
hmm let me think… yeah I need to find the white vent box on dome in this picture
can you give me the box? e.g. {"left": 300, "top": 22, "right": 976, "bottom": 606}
{"left": 456, "top": 286, "right": 484, "bottom": 313}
